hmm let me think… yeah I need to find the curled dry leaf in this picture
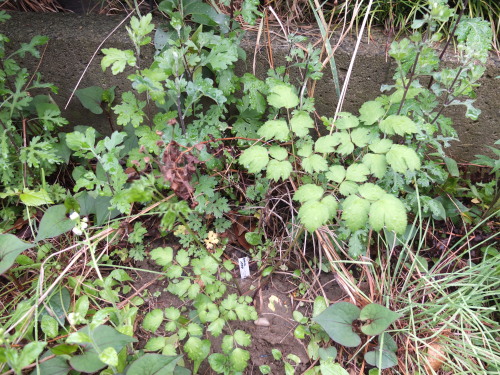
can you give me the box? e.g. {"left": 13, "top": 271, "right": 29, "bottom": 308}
{"left": 425, "top": 342, "right": 446, "bottom": 372}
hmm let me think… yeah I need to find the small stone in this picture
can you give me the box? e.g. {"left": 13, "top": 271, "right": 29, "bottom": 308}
{"left": 254, "top": 317, "right": 270, "bottom": 327}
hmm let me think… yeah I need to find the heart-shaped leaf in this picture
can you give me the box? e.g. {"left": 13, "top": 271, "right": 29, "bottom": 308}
{"left": 313, "top": 302, "right": 361, "bottom": 347}
{"left": 360, "top": 304, "right": 401, "bottom": 336}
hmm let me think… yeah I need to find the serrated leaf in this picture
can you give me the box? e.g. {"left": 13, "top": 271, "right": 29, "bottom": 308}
{"left": 298, "top": 200, "right": 331, "bottom": 232}
{"left": 338, "top": 181, "right": 359, "bottom": 196}
{"left": 359, "top": 101, "right": 385, "bottom": 125}
{"left": 269, "top": 146, "right": 288, "bottom": 160}
{"left": 321, "top": 195, "right": 338, "bottom": 217}
{"left": 326, "top": 165, "right": 346, "bottom": 183}
{"left": 230, "top": 348, "right": 250, "bottom": 372}
{"left": 99, "top": 347, "right": 118, "bottom": 367}
{"left": 143, "top": 309, "right": 164, "bottom": 333}
{"left": 20, "top": 189, "right": 53, "bottom": 206}
{"left": 369, "top": 138, "right": 393, "bottom": 154}
{"left": 291, "top": 111, "right": 314, "bottom": 136}
{"left": 386, "top": 145, "right": 421, "bottom": 174}
{"left": 358, "top": 183, "right": 386, "bottom": 201}
{"left": 150, "top": 247, "right": 173, "bottom": 266}
{"left": 297, "top": 141, "right": 314, "bottom": 157}
{"left": 342, "top": 195, "right": 370, "bottom": 231}
{"left": 302, "top": 154, "right": 328, "bottom": 173}
{"left": 351, "top": 127, "right": 372, "bottom": 147}
{"left": 293, "top": 184, "right": 324, "bottom": 203}
{"left": 360, "top": 303, "right": 401, "bottom": 335}
{"left": 379, "top": 115, "right": 417, "bottom": 136}
{"left": 335, "top": 112, "right": 359, "bottom": 129}
{"left": 184, "top": 337, "right": 210, "bottom": 373}
{"left": 233, "top": 330, "right": 251, "bottom": 347}
{"left": 239, "top": 145, "right": 269, "bottom": 173}
{"left": 101, "top": 48, "right": 136, "bottom": 75}
{"left": 315, "top": 135, "right": 338, "bottom": 153}
{"left": 208, "top": 318, "right": 225, "bottom": 337}
{"left": 267, "top": 160, "right": 293, "bottom": 181}
{"left": 258, "top": 119, "right": 290, "bottom": 141}
{"left": 369, "top": 194, "right": 407, "bottom": 234}
{"left": 362, "top": 153, "right": 387, "bottom": 179}
{"left": 313, "top": 302, "right": 361, "bottom": 347}
{"left": 345, "top": 164, "right": 370, "bottom": 183}
{"left": 144, "top": 336, "right": 166, "bottom": 351}
{"left": 267, "top": 84, "right": 299, "bottom": 109}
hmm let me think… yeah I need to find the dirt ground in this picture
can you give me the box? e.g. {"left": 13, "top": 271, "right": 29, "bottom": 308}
{"left": 131, "top": 254, "right": 347, "bottom": 374}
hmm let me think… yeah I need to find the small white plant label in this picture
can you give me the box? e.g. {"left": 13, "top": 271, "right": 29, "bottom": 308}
{"left": 238, "top": 257, "right": 250, "bottom": 279}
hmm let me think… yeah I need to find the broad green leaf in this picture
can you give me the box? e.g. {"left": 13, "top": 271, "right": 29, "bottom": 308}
{"left": 369, "top": 139, "right": 393, "bottom": 154}
{"left": 184, "top": 337, "right": 210, "bottom": 373}
{"left": 298, "top": 200, "right": 331, "bottom": 232}
{"left": 351, "top": 127, "right": 372, "bottom": 147}
{"left": 0, "top": 234, "right": 35, "bottom": 275}
{"left": 326, "top": 165, "right": 346, "bottom": 183}
{"left": 150, "top": 247, "right": 173, "bottom": 266}
{"left": 369, "top": 194, "right": 407, "bottom": 234}
{"left": 267, "top": 160, "right": 293, "bottom": 181}
{"left": 269, "top": 146, "right": 288, "bottom": 161}
{"left": 335, "top": 112, "right": 359, "bottom": 129}
{"left": 425, "top": 198, "right": 447, "bottom": 220}
{"left": 230, "top": 348, "right": 250, "bottom": 372}
{"left": 75, "top": 86, "right": 104, "bottom": 114}
{"left": 20, "top": 189, "right": 53, "bottom": 206}
{"left": 244, "top": 231, "right": 262, "bottom": 246}
{"left": 99, "top": 347, "right": 118, "bottom": 367}
{"left": 313, "top": 302, "right": 361, "bottom": 347}
{"left": 143, "top": 309, "right": 164, "bottom": 333}
{"left": 342, "top": 195, "right": 370, "bottom": 231}
{"left": 208, "top": 318, "right": 225, "bottom": 337}
{"left": 125, "top": 354, "right": 183, "bottom": 375}
{"left": 455, "top": 17, "right": 492, "bottom": 63}
{"left": 336, "top": 139, "right": 354, "bottom": 156}
{"left": 19, "top": 341, "right": 47, "bottom": 369}
{"left": 41, "top": 315, "right": 59, "bottom": 338}
{"left": 359, "top": 101, "right": 385, "bottom": 125}
{"left": 291, "top": 111, "right": 314, "bottom": 137}
{"left": 239, "top": 145, "right": 269, "bottom": 173}
{"left": 362, "top": 153, "right": 387, "bottom": 179}
{"left": 297, "top": 141, "right": 314, "bottom": 157}
{"left": 386, "top": 145, "right": 421, "bottom": 174}
{"left": 345, "top": 164, "right": 370, "bottom": 182}
{"left": 365, "top": 349, "right": 398, "bottom": 370}
{"left": 259, "top": 365, "right": 271, "bottom": 374}
{"left": 379, "top": 115, "right": 417, "bottom": 136}
{"left": 389, "top": 87, "right": 422, "bottom": 104}
{"left": 165, "top": 306, "right": 181, "bottom": 321}
{"left": 35, "top": 205, "right": 76, "bottom": 242}
{"left": 358, "top": 183, "right": 386, "bottom": 201}
{"left": 302, "top": 154, "right": 328, "bottom": 173}
{"left": 320, "top": 359, "right": 349, "bottom": 375}
{"left": 267, "top": 84, "right": 299, "bottom": 109}
{"left": 101, "top": 48, "right": 136, "bottom": 75}
{"left": 444, "top": 156, "right": 459, "bottom": 177}
{"left": 34, "top": 355, "right": 71, "bottom": 375}
{"left": 318, "top": 346, "right": 338, "bottom": 361}
{"left": 315, "top": 135, "right": 337, "bottom": 153}
{"left": 258, "top": 119, "right": 289, "bottom": 141}
{"left": 293, "top": 184, "right": 324, "bottom": 203}
{"left": 69, "top": 325, "right": 136, "bottom": 373}
{"left": 208, "top": 353, "right": 227, "bottom": 373}
{"left": 338, "top": 181, "right": 359, "bottom": 196}
{"left": 360, "top": 304, "right": 401, "bottom": 335}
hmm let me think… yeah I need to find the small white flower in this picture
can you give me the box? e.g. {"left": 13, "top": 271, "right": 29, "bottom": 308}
{"left": 72, "top": 227, "right": 83, "bottom": 236}
{"left": 69, "top": 211, "right": 80, "bottom": 220}
{"left": 81, "top": 222, "right": 88, "bottom": 230}
{"left": 82, "top": 217, "right": 89, "bottom": 223}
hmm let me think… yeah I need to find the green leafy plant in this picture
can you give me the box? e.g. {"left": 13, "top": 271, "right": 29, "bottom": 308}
{"left": 313, "top": 302, "right": 400, "bottom": 369}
